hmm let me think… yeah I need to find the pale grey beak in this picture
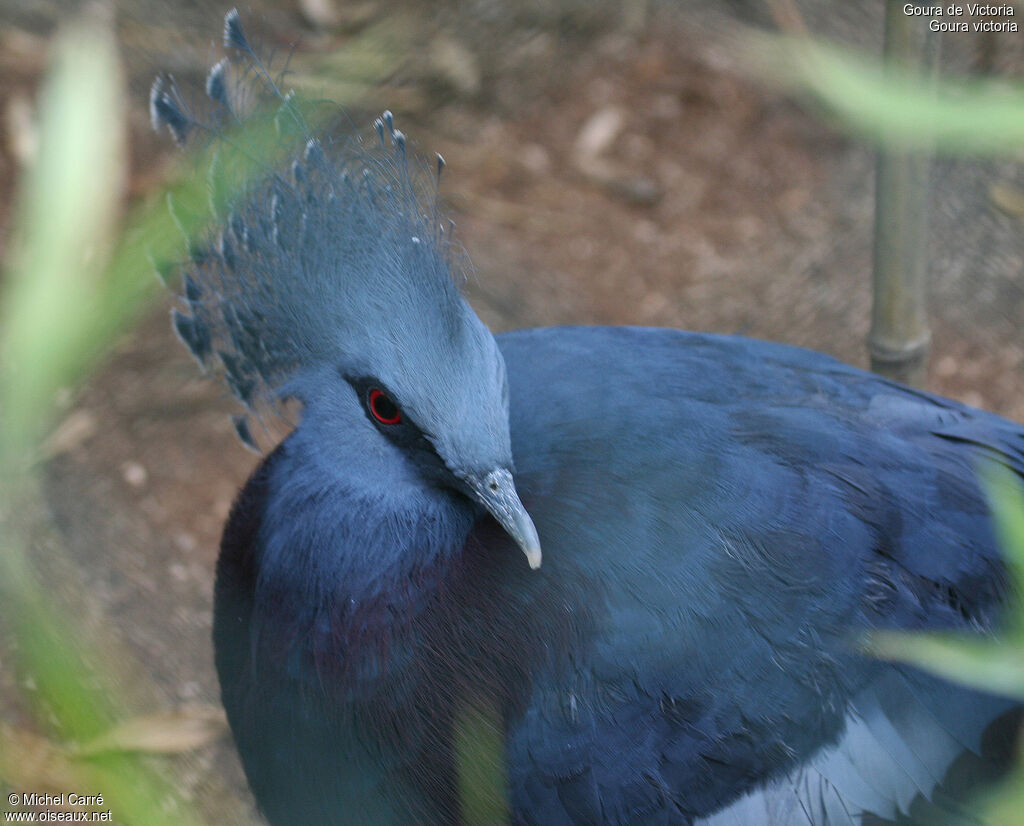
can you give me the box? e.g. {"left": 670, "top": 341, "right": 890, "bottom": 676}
{"left": 465, "top": 468, "right": 542, "bottom": 569}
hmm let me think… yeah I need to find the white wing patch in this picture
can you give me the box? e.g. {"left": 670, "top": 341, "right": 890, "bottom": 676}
{"left": 696, "top": 669, "right": 1013, "bottom": 825}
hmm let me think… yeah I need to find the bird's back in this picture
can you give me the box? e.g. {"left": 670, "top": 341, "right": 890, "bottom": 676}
{"left": 495, "top": 326, "right": 1021, "bottom": 824}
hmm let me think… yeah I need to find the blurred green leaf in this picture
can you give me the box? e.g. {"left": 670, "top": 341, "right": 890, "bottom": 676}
{"left": 0, "top": 19, "right": 210, "bottom": 826}
{"left": 0, "top": 20, "right": 124, "bottom": 452}
{"left": 866, "top": 468, "right": 1024, "bottom": 700}
{"left": 455, "top": 701, "right": 510, "bottom": 826}
{"left": 866, "top": 467, "right": 1024, "bottom": 817}
{"left": 0, "top": 43, "right": 306, "bottom": 462}
{"left": 866, "top": 632, "right": 1024, "bottom": 701}
{"left": 0, "top": 12, "right": 334, "bottom": 821}
{"left": 980, "top": 772, "right": 1024, "bottom": 826}
{"left": 981, "top": 462, "right": 1024, "bottom": 609}
{"left": 754, "top": 36, "right": 1024, "bottom": 154}
{"left": 1, "top": 18, "right": 126, "bottom": 745}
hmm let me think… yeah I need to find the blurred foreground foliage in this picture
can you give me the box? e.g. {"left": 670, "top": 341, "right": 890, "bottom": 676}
{"left": 758, "top": 33, "right": 1024, "bottom": 154}
{"left": 767, "top": 27, "right": 1024, "bottom": 824}
{"left": 868, "top": 466, "right": 1024, "bottom": 823}
{"left": 0, "top": 17, "right": 249, "bottom": 825}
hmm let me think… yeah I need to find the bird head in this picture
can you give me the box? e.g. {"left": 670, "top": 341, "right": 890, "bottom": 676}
{"left": 282, "top": 216, "right": 542, "bottom": 570}
{"left": 153, "top": 31, "right": 540, "bottom": 567}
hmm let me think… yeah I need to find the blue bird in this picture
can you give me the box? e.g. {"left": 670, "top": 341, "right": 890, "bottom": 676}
{"left": 154, "top": 11, "right": 1024, "bottom": 825}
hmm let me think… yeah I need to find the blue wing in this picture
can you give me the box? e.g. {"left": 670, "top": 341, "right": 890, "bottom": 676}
{"left": 498, "top": 327, "right": 1021, "bottom": 825}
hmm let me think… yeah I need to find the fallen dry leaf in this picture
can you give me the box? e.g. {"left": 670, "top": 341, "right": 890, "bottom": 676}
{"left": 990, "top": 183, "right": 1024, "bottom": 220}
{"left": 41, "top": 409, "right": 98, "bottom": 458}
{"left": 73, "top": 705, "right": 227, "bottom": 757}
{"left": 0, "top": 723, "right": 80, "bottom": 798}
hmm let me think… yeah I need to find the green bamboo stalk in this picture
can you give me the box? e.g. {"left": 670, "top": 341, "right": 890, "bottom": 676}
{"left": 869, "top": 1, "right": 941, "bottom": 386}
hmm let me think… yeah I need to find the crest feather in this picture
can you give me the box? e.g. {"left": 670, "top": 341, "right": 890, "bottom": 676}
{"left": 154, "top": 11, "right": 463, "bottom": 442}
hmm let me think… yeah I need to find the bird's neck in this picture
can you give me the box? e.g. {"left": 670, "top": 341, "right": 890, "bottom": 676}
{"left": 251, "top": 438, "right": 478, "bottom": 688}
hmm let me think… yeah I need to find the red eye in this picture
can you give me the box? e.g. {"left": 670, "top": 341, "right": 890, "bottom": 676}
{"left": 368, "top": 388, "right": 402, "bottom": 425}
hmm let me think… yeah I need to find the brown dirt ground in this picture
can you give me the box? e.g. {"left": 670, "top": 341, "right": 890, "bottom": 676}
{"left": 1, "top": 2, "right": 1022, "bottom": 823}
